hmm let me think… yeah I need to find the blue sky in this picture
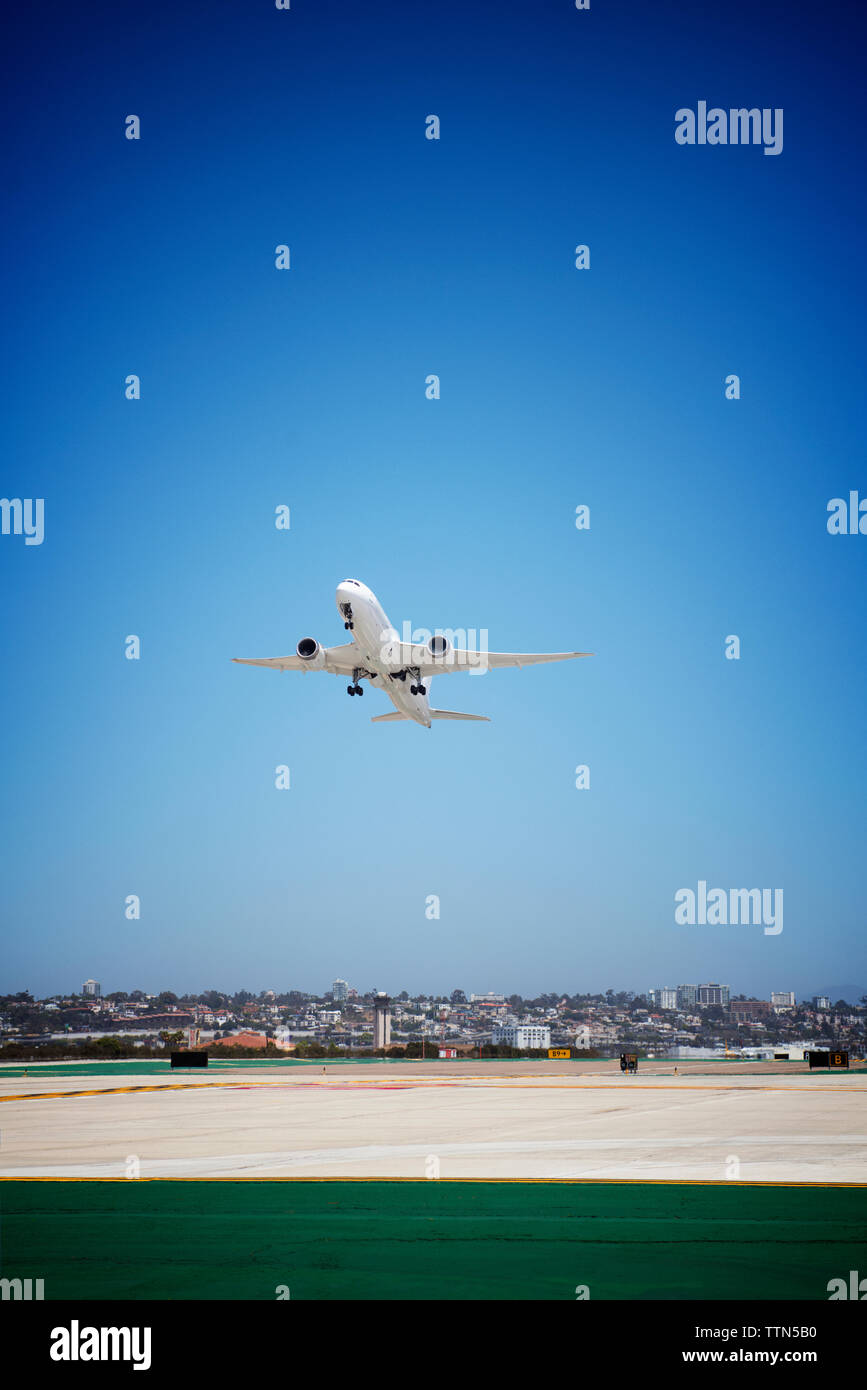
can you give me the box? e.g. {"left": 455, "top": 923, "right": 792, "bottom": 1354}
{"left": 2, "top": 0, "right": 865, "bottom": 1002}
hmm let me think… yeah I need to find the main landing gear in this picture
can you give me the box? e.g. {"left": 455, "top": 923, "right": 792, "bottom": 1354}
{"left": 347, "top": 669, "right": 364, "bottom": 696}
{"left": 388, "top": 668, "right": 426, "bottom": 695}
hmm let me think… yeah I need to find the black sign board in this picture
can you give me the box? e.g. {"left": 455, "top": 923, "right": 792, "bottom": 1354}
{"left": 171, "top": 1051, "right": 208, "bottom": 1067}
{"left": 620, "top": 1053, "right": 638, "bottom": 1073}
{"left": 808, "top": 1050, "right": 849, "bottom": 1069}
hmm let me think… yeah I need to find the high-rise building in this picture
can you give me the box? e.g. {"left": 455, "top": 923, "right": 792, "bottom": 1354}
{"left": 698, "top": 983, "right": 730, "bottom": 1007}
{"left": 730, "top": 998, "right": 772, "bottom": 1020}
{"left": 771, "top": 991, "right": 796, "bottom": 1009}
{"left": 813, "top": 995, "right": 831, "bottom": 1011}
{"left": 373, "top": 993, "right": 391, "bottom": 1049}
{"left": 659, "top": 988, "right": 678, "bottom": 1010}
{"left": 332, "top": 978, "right": 349, "bottom": 1002}
{"left": 82, "top": 979, "right": 101, "bottom": 997}
{"left": 676, "top": 985, "right": 697, "bottom": 1008}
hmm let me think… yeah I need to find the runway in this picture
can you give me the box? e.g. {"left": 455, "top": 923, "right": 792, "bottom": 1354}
{"left": 2, "top": 1060, "right": 865, "bottom": 1299}
{"left": 1, "top": 1060, "right": 865, "bottom": 1183}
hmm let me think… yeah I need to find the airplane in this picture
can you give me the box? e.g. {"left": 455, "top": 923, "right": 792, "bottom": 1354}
{"left": 233, "top": 579, "right": 592, "bottom": 728}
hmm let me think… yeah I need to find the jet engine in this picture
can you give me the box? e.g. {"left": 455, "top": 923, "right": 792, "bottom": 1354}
{"left": 426, "top": 634, "right": 452, "bottom": 661}
{"left": 296, "top": 637, "right": 327, "bottom": 669}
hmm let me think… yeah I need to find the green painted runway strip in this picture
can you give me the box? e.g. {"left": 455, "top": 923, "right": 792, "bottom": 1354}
{"left": 0, "top": 1059, "right": 395, "bottom": 1077}
{"left": 2, "top": 1181, "right": 865, "bottom": 1300}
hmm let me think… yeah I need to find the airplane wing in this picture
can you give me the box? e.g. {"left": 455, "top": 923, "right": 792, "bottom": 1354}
{"left": 388, "top": 644, "right": 593, "bottom": 676}
{"left": 233, "top": 642, "right": 592, "bottom": 676}
{"left": 232, "top": 643, "right": 358, "bottom": 674}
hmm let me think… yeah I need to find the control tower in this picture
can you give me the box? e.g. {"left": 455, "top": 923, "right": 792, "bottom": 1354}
{"left": 373, "top": 992, "right": 391, "bottom": 1049}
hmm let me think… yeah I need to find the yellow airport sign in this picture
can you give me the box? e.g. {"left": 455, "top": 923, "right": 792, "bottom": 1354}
{"left": 548, "top": 1048, "right": 571, "bottom": 1059}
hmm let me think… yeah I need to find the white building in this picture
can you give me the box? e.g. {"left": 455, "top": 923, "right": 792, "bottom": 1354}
{"left": 771, "top": 991, "right": 796, "bottom": 1009}
{"left": 492, "top": 1023, "right": 551, "bottom": 1050}
{"left": 659, "top": 988, "right": 678, "bottom": 1010}
{"left": 332, "top": 979, "right": 349, "bottom": 1001}
{"left": 82, "top": 979, "right": 101, "bottom": 997}
{"left": 698, "top": 983, "right": 730, "bottom": 1006}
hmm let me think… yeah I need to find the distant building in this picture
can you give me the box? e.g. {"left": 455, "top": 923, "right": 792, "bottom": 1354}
{"left": 676, "top": 985, "right": 697, "bottom": 1008}
{"left": 492, "top": 1024, "right": 551, "bottom": 1050}
{"left": 771, "top": 991, "right": 796, "bottom": 1009}
{"left": 82, "top": 980, "right": 101, "bottom": 998}
{"left": 332, "top": 979, "right": 349, "bottom": 1002}
{"left": 659, "top": 988, "right": 678, "bottom": 1011}
{"left": 666, "top": 1045, "right": 728, "bottom": 1060}
{"left": 471, "top": 992, "right": 506, "bottom": 1006}
{"left": 813, "top": 995, "right": 831, "bottom": 1011}
{"left": 731, "top": 999, "right": 772, "bottom": 1020}
{"left": 698, "top": 983, "right": 730, "bottom": 1007}
{"left": 211, "top": 1031, "right": 269, "bottom": 1050}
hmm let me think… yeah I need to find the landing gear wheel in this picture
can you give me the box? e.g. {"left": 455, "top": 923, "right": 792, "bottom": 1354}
{"left": 347, "top": 685, "right": 355, "bottom": 696}
{"left": 418, "top": 683, "right": 427, "bottom": 695}
{"left": 410, "top": 684, "right": 417, "bottom": 695}
{"left": 354, "top": 684, "right": 363, "bottom": 696}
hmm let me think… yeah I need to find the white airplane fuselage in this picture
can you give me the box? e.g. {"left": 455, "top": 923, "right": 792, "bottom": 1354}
{"left": 335, "top": 579, "right": 433, "bottom": 726}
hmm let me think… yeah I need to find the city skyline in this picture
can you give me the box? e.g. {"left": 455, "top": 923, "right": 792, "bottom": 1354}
{"left": 8, "top": 975, "right": 865, "bottom": 1008}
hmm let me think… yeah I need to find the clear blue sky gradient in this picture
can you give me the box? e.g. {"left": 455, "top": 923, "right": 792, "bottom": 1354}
{"left": 2, "top": 0, "right": 865, "bottom": 1000}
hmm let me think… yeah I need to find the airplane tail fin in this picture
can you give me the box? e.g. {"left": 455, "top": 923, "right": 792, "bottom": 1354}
{"left": 430, "top": 709, "right": 490, "bottom": 721}
{"left": 370, "top": 711, "right": 409, "bottom": 723}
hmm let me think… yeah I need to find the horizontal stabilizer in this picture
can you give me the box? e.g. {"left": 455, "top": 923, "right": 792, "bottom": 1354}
{"left": 430, "top": 709, "right": 490, "bottom": 721}
{"left": 370, "top": 711, "right": 410, "bottom": 723}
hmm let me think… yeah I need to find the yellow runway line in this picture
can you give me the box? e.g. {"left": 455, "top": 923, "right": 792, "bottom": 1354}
{"left": 0, "top": 1079, "right": 859, "bottom": 1103}
{"left": 0, "top": 1082, "right": 235, "bottom": 1103}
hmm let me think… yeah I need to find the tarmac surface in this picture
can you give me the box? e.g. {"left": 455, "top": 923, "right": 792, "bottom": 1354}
{"left": 2, "top": 1058, "right": 865, "bottom": 1182}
